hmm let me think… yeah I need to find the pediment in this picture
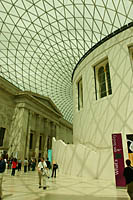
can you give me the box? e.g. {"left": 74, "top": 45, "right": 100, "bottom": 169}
{"left": 33, "top": 95, "right": 60, "bottom": 114}
{"left": 15, "top": 91, "right": 62, "bottom": 116}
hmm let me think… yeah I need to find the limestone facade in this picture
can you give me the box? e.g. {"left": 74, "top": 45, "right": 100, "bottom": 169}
{"left": 0, "top": 76, "right": 73, "bottom": 160}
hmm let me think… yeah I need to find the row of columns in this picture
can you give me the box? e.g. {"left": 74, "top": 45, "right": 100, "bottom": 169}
{"left": 8, "top": 106, "right": 66, "bottom": 161}
{"left": 25, "top": 111, "right": 59, "bottom": 161}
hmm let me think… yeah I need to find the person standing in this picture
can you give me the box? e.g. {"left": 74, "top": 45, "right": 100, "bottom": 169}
{"left": 28, "top": 159, "right": 32, "bottom": 171}
{"left": 11, "top": 158, "right": 17, "bottom": 176}
{"left": 0, "top": 155, "right": 6, "bottom": 200}
{"left": 17, "top": 159, "right": 22, "bottom": 171}
{"left": 31, "top": 159, "right": 36, "bottom": 171}
{"left": 24, "top": 158, "right": 28, "bottom": 173}
{"left": 46, "top": 158, "right": 51, "bottom": 178}
{"left": 123, "top": 159, "right": 133, "bottom": 200}
{"left": 38, "top": 157, "right": 47, "bottom": 189}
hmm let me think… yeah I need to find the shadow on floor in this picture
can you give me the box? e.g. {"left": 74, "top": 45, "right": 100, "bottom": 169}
{"left": 3, "top": 194, "right": 13, "bottom": 199}
{"left": 37, "top": 194, "right": 129, "bottom": 200}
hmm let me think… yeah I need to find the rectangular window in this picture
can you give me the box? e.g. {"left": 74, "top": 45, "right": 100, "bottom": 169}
{"left": 29, "top": 133, "right": 33, "bottom": 149}
{"left": 77, "top": 78, "right": 83, "bottom": 110}
{"left": 94, "top": 59, "right": 112, "bottom": 100}
{"left": 129, "top": 46, "right": 133, "bottom": 66}
{"left": 0, "top": 127, "right": 5, "bottom": 146}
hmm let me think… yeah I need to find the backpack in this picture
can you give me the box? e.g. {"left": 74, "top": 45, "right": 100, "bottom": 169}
{"left": 55, "top": 164, "right": 58, "bottom": 169}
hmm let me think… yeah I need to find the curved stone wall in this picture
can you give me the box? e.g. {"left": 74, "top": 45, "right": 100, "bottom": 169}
{"left": 69, "top": 27, "right": 133, "bottom": 181}
{"left": 73, "top": 27, "right": 133, "bottom": 151}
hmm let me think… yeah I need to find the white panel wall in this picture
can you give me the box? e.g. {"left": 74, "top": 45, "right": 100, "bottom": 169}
{"left": 73, "top": 28, "right": 133, "bottom": 150}
{"left": 52, "top": 138, "right": 115, "bottom": 182}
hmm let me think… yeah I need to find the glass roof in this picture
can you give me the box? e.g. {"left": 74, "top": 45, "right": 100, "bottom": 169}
{"left": 0, "top": 0, "right": 133, "bottom": 122}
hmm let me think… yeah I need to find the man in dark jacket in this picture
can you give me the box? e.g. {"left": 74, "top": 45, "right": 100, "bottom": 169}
{"left": 0, "top": 155, "right": 6, "bottom": 200}
{"left": 123, "top": 159, "right": 133, "bottom": 200}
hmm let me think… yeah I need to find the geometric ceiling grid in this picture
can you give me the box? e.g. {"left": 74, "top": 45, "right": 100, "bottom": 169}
{"left": 0, "top": 0, "right": 133, "bottom": 122}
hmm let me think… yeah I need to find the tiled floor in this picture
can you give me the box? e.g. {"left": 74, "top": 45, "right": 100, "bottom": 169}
{"left": 2, "top": 169, "right": 130, "bottom": 200}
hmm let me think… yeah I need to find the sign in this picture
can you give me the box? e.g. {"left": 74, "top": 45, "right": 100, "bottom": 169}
{"left": 48, "top": 149, "right": 52, "bottom": 163}
{"left": 112, "top": 133, "right": 126, "bottom": 187}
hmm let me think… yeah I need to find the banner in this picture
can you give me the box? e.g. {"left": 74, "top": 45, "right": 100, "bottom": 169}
{"left": 48, "top": 149, "right": 52, "bottom": 163}
{"left": 112, "top": 133, "right": 126, "bottom": 187}
{"left": 126, "top": 134, "right": 133, "bottom": 166}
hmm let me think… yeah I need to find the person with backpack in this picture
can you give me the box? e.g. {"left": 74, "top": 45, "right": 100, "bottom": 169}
{"left": 38, "top": 157, "right": 47, "bottom": 189}
{"left": 123, "top": 159, "right": 133, "bottom": 200}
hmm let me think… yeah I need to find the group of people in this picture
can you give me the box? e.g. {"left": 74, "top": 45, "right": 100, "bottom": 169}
{"left": 2, "top": 154, "right": 133, "bottom": 199}
{"left": 8, "top": 157, "right": 36, "bottom": 176}
{"left": 0, "top": 154, "right": 58, "bottom": 198}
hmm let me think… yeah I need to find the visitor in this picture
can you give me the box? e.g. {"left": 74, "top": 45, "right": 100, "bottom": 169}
{"left": 38, "top": 157, "right": 47, "bottom": 189}
{"left": 28, "top": 159, "right": 32, "bottom": 171}
{"left": 51, "top": 160, "right": 58, "bottom": 178}
{"left": 24, "top": 158, "right": 28, "bottom": 173}
{"left": 17, "top": 158, "right": 22, "bottom": 171}
{"left": 46, "top": 158, "right": 51, "bottom": 178}
{"left": 11, "top": 158, "right": 17, "bottom": 176}
{"left": 0, "top": 154, "right": 6, "bottom": 200}
{"left": 123, "top": 159, "right": 133, "bottom": 200}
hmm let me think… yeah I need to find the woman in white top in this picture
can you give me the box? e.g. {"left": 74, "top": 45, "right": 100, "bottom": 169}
{"left": 38, "top": 157, "right": 47, "bottom": 189}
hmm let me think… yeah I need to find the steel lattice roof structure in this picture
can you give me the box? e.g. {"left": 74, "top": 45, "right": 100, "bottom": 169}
{"left": 0, "top": 0, "right": 133, "bottom": 122}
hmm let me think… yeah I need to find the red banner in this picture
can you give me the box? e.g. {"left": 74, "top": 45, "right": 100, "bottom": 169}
{"left": 112, "top": 133, "right": 126, "bottom": 187}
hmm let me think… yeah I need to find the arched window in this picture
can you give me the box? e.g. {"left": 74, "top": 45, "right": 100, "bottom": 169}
{"left": 94, "top": 59, "right": 112, "bottom": 100}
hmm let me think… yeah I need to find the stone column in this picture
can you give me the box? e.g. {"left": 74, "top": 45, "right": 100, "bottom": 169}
{"left": 51, "top": 122, "right": 56, "bottom": 138}
{"left": 43, "top": 135, "right": 48, "bottom": 159}
{"left": 55, "top": 123, "right": 60, "bottom": 140}
{"left": 25, "top": 111, "right": 33, "bottom": 159}
{"left": 8, "top": 105, "right": 29, "bottom": 160}
{"left": 34, "top": 115, "right": 41, "bottom": 161}
{"left": 43, "top": 119, "right": 50, "bottom": 158}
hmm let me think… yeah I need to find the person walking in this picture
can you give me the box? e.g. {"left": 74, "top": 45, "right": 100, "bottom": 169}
{"left": 38, "top": 157, "right": 47, "bottom": 189}
{"left": 123, "top": 159, "right": 133, "bottom": 200}
{"left": 51, "top": 160, "right": 58, "bottom": 178}
{"left": 0, "top": 155, "right": 6, "bottom": 200}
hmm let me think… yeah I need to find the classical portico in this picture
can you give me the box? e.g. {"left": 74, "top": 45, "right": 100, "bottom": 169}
{"left": 0, "top": 76, "right": 73, "bottom": 160}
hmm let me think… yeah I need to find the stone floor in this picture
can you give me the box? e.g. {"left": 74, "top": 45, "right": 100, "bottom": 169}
{"left": 2, "top": 169, "right": 130, "bottom": 200}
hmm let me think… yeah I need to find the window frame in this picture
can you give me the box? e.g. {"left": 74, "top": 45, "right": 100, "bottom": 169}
{"left": 0, "top": 127, "right": 6, "bottom": 146}
{"left": 129, "top": 46, "right": 133, "bottom": 64}
{"left": 77, "top": 77, "right": 83, "bottom": 111}
{"left": 94, "top": 59, "right": 112, "bottom": 100}
{"left": 29, "top": 132, "right": 33, "bottom": 150}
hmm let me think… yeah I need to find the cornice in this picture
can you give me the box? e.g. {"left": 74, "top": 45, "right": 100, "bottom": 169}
{"left": 15, "top": 92, "right": 62, "bottom": 118}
